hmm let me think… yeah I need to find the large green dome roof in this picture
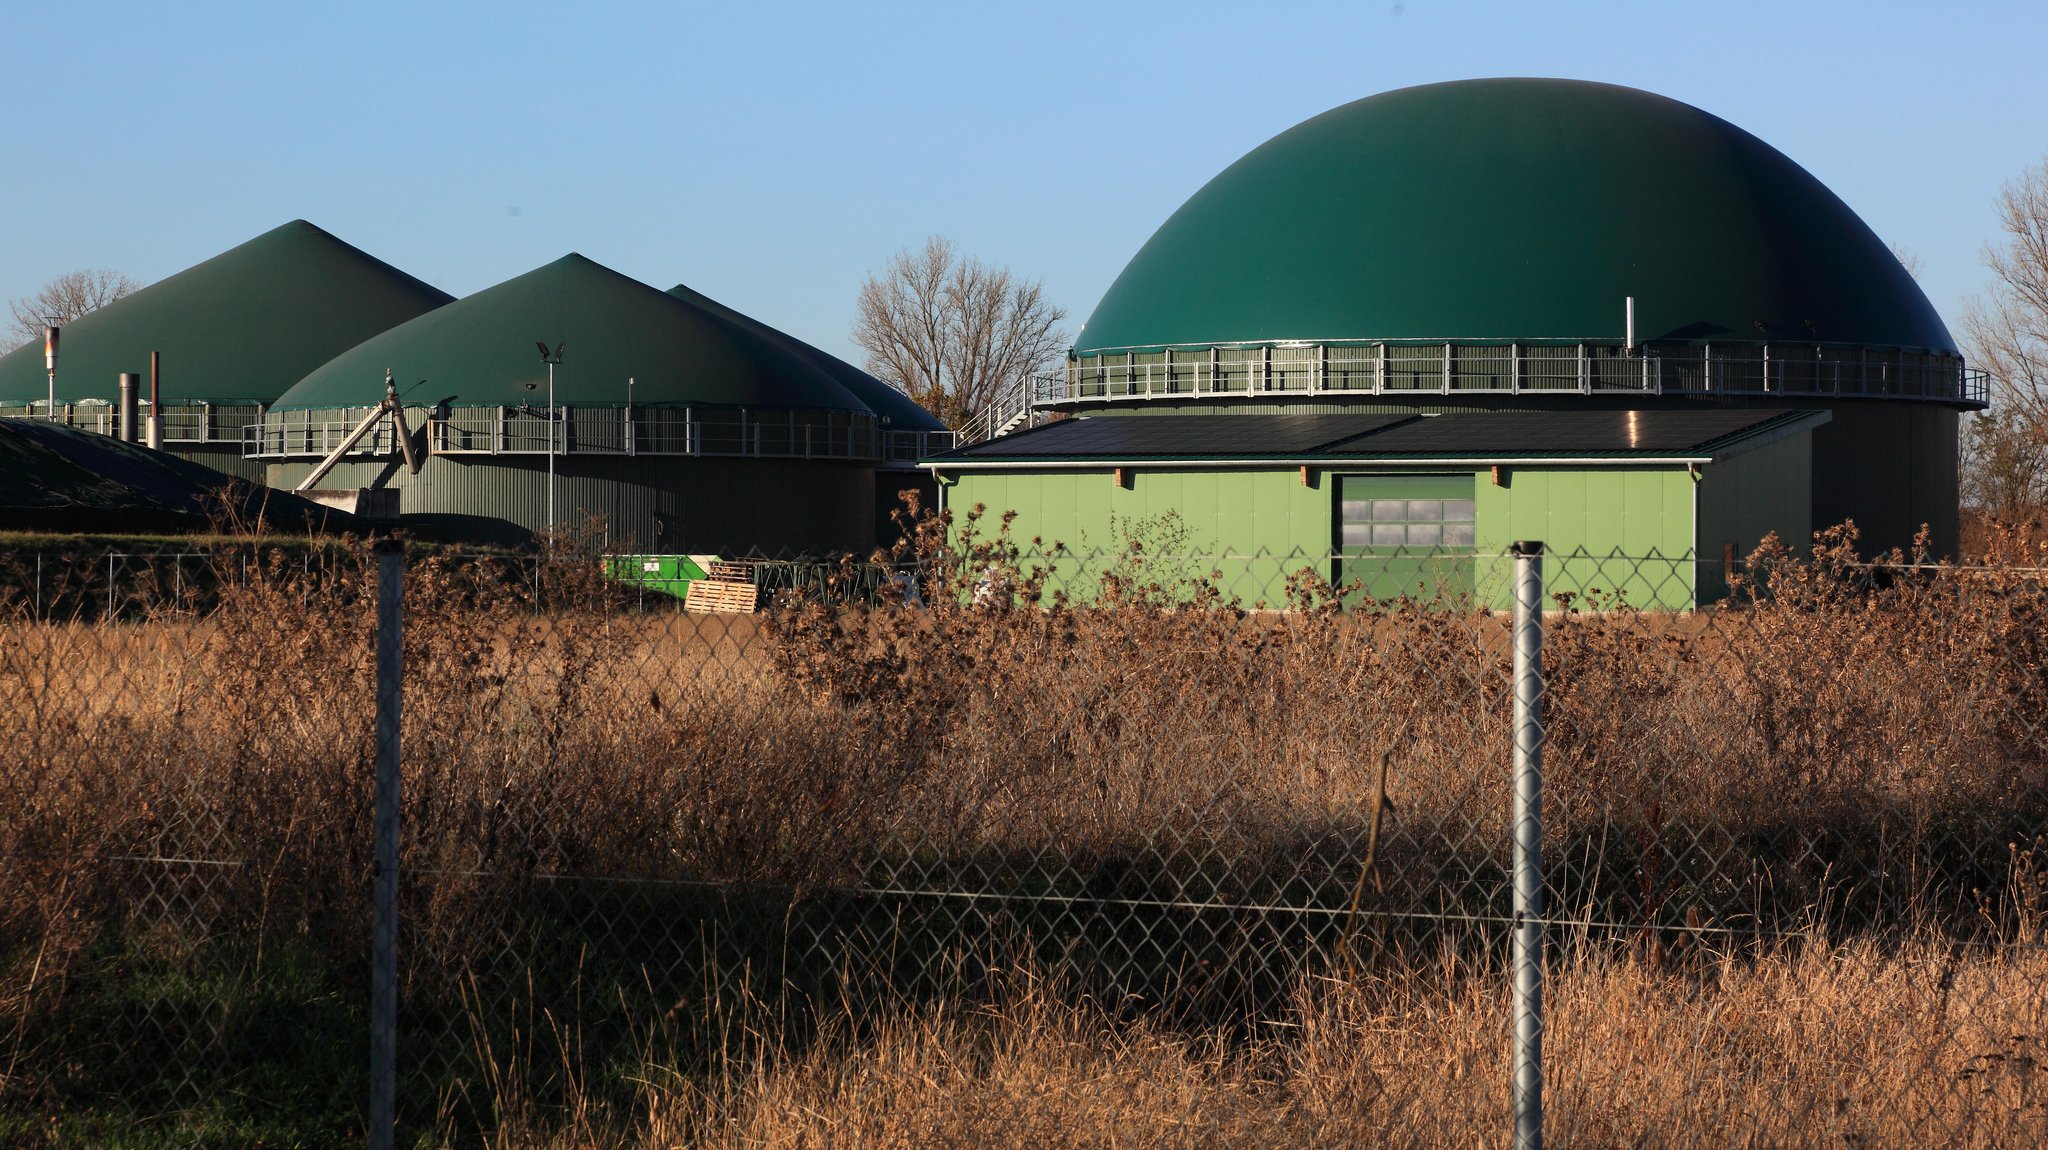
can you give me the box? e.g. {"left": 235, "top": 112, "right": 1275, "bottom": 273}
{"left": 277, "top": 255, "right": 872, "bottom": 413}
{"left": 1076, "top": 79, "right": 1954, "bottom": 355}
{"left": 0, "top": 220, "right": 453, "bottom": 404}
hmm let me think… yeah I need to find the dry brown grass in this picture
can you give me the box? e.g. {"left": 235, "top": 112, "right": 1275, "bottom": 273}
{"left": 3, "top": 513, "right": 2048, "bottom": 1144}
{"left": 487, "top": 939, "right": 2047, "bottom": 1149}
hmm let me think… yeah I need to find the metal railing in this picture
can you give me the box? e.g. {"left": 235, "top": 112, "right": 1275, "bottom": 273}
{"left": 0, "top": 402, "right": 262, "bottom": 444}
{"left": 242, "top": 406, "right": 950, "bottom": 466}
{"left": 1054, "top": 343, "right": 1988, "bottom": 407}
{"left": 957, "top": 377, "right": 1059, "bottom": 446}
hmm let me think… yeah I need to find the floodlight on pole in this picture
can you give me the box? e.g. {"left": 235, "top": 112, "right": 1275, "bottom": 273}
{"left": 536, "top": 342, "right": 565, "bottom": 534}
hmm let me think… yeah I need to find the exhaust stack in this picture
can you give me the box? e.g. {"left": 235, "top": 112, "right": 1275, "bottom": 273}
{"left": 118, "top": 373, "right": 139, "bottom": 443}
{"left": 43, "top": 324, "right": 59, "bottom": 421}
{"left": 148, "top": 352, "right": 163, "bottom": 449}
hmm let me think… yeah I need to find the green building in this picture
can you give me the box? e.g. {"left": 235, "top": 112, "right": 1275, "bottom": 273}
{"left": 255, "top": 254, "right": 949, "bottom": 552}
{"left": 0, "top": 221, "right": 453, "bottom": 481}
{"left": 932, "top": 408, "right": 1820, "bottom": 609}
{"left": 926, "top": 79, "right": 1980, "bottom": 607}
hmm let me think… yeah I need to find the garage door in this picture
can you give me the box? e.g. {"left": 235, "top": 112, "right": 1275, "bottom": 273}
{"left": 1337, "top": 474, "right": 1477, "bottom": 604}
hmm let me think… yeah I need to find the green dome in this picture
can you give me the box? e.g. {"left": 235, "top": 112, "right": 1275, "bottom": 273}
{"left": 666, "top": 282, "right": 946, "bottom": 431}
{"left": 277, "top": 255, "right": 871, "bottom": 413}
{"left": 0, "top": 220, "right": 453, "bottom": 404}
{"left": 1077, "top": 79, "right": 1954, "bottom": 355}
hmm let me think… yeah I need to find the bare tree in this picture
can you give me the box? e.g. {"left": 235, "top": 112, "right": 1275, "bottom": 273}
{"left": 1962, "top": 159, "right": 2048, "bottom": 521}
{"left": 7, "top": 268, "right": 142, "bottom": 350}
{"left": 1889, "top": 241, "right": 1924, "bottom": 280}
{"left": 854, "top": 237, "right": 1067, "bottom": 430}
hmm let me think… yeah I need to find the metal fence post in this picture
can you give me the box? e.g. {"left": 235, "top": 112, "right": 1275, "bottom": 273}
{"left": 1510, "top": 540, "right": 1546, "bottom": 1150}
{"left": 370, "top": 539, "right": 404, "bottom": 1150}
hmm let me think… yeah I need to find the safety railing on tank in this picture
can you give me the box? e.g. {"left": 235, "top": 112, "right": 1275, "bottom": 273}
{"left": 239, "top": 406, "right": 951, "bottom": 464}
{"left": 1050, "top": 343, "right": 1988, "bottom": 408}
{"left": 0, "top": 402, "right": 262, "bottom": 445}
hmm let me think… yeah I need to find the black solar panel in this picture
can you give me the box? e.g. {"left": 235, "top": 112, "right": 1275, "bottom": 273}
{"left": 1323, "top": 410, "right": 1802, "bottom": 456}
{"left": 948, "top": 413, "right": 1415, "bottom": 458}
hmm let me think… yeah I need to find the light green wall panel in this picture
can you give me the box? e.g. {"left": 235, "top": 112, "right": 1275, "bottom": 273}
{"left": 947, "top": 467, "right": 1332, "bottom": 606}
{"left": 1474, "top": 466, "right": 1695, "bottom": 609}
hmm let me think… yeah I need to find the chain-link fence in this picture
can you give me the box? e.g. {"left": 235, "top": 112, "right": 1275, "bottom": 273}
{"left": 2, "top": 525, "right": 2045, "bottom": 1147}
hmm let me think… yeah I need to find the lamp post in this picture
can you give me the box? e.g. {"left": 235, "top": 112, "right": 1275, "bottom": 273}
{"left": 535, "top": 342, "right": 564, "bottom": 534}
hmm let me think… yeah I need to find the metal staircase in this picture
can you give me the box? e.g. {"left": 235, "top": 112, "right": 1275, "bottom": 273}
{"left": 956, "top": 371, "right": 1059, "bottom": 445}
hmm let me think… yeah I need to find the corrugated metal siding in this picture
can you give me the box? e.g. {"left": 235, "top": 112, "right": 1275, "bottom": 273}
{"left": 266, "top": 456, "right": 876, "bottom": 555}
{"left": 1474, "top": 466, "right": 1697, "bottom": 609}
{"left": 1697, "top": 433, "right": 1812, "bottom": 602}
{"left": 174, "top": 445, "right": 269, "bottom": 483}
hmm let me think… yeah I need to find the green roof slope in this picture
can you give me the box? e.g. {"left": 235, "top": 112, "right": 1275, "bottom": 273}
{"left": 1077, "top": 79, "right": 1954, "bottom": 355}
{"left": 278, "top": 255, "right": 871, "bottom": 412}
{"left": 667, "top": 283, "right": 945, "bottom": 430}
{"left": 0, "top": 220, "right": 453, "bottom": 405}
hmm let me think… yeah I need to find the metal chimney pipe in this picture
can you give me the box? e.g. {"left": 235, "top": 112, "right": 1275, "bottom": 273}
{"left": 43, "top": 324, "right": 59, "bottom": 421}
{"left": 147, "top": 351, "right": 163, "bottom": 449}
{"left": 118, "top": 373, "right": 139, "bottom": 443}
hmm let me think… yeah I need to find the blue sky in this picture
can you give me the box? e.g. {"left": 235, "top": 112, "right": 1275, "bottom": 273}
{"left": 3, "top": 1, "right": 2042, "bottom": 366}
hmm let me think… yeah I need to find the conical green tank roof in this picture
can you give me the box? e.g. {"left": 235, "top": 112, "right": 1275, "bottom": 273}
{"left": 667, "top": 282, "right": 946, "bottom": 430}
{"left": 1077, "top": 79, "right": 1955, "bottom": 355}
{"left": 0, "top": 220, "right": 453, "bottom": 405}
{"left": 277, "top": 255, "right": 871, "bottom": 412}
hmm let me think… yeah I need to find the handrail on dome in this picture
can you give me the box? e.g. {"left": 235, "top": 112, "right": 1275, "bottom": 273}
{"left": 1048, "top": 343, "right": 1985, "bottom": 409}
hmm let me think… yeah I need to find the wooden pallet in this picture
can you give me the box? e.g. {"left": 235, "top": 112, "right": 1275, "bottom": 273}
{"left": 685, "top": 578, "right": 761, "bottom": 614}
{"left": 705, "top": 560, "right": 756, "bottom": 581}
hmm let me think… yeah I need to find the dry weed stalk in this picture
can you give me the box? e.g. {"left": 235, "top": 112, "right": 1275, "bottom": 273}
{"left": 0, "top": 512, "right": 2045, "bottom": 1143}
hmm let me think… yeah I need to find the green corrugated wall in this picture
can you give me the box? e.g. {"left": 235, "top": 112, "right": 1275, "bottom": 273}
{"left": 1472, "top": 466, "right": 1695, "bottom": 608}
{"left": 946, "top": 455, "right": 1806, "bottom": 609}
{"left": 944, "top": 467, "right": 1330, "bottom": 607}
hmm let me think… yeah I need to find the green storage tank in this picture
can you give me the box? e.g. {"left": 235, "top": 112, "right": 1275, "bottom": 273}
{"left": 258, "top": 254, "right": 948, "bottom": 553}
{"left": 0, "top": 221, "right": 452, "bottom": 482}
{"left": 1012, "top": 79, "right": 1980, "bottom": 560}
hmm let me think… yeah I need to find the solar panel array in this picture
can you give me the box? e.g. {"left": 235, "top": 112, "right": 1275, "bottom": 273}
{"left": 948, "top": 409, "right": 1813, "bottom": 461}
{"left": 947, "top": 413, "right": 1414, "bottom": 458}
{"left": 1324, "top": 409, "right": 1806, "bottom": 457}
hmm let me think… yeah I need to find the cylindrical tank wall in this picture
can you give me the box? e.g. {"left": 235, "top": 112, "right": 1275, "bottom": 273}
{"left": 265, "top": 454, "right": 880, "bottom": 554}
{"left": 174, "top": 444, "right": 270, "bottom": 483}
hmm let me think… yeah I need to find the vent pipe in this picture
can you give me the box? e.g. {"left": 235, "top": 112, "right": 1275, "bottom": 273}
{"left": 118, "top": 373, "right": 139, "bottom": 443}
{"left": 43, "top": 324, "right": 59, "bottom": 421}
{"left": 148, "top": 352, "right": 163, "bottom": 449}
